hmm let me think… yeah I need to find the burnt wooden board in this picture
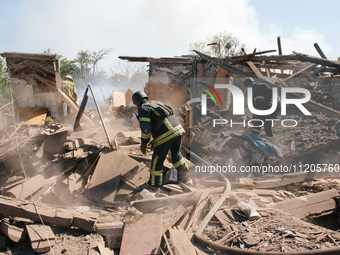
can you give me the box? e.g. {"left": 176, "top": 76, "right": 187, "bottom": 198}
{"left": 85, "top": 151, "right": 147, "bottom": 203}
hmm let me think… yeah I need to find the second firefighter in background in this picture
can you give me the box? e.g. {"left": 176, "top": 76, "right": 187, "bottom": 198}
{"left": 243, "top": 77, "right": 281, "bottom": 144}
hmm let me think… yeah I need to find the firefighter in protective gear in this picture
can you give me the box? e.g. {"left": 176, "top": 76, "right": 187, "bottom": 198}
{"left": 62, "top": 75, "right": 78, "bottom": 114}
{"left": 243, "top": 78, "right": 280, "bottom": 144}
{"left": 132, "top": 91, "right": 190, "bottom": 188}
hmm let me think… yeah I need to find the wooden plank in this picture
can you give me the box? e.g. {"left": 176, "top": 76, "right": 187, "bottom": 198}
{"left": 112, "top": 89, "right": 126, "bottom": 107}
{"left": 119, "top": 56, "right": 194, "bottom": 64}
{"left": 6, "top": 174, "right": 58, "bottom": 200}
{"left": 252, "top": 170, "right": 339, "bottom": 189}
{"left": 26, "top": 224, "right": 55, "bottom": 253}
{"left": 264, "top": 61, "right": 271, "bottom": 78}
{"left": 283, "top": 63, "right": 317, "bottom": 82}
{"left": 314, "top": 43, "right": 327, "bottom": 59}
{"left": 57, "top": 88, "right": 94, "bottom": 125}
{"left": 214, "top": 210, "right": 231, "bottom": 226}
{"left": 195, "top": 176, "right": 231, "bottom": 236}
{"left": 162, "top": 205, "right": 187, "bottom": 234}
{"left": 131, "top": 192, "right": 200, "bottom": 214}
{"left": 228, "top": 53, "right": 340, "bottom": 69}
{"left": 120, "top": 165, "right": 149, "bottom": 189}
{"left": 120, "top": 214, "right": 162, "bottom": 255}
{"left": 125, "top": 89, "right": 134, "bottom": 106}
{"left": 247, "top": 61, "right": 266, "bottom": 79}
{"left": 209, "top": 194, "right": 221, "bottom": 207}
{"left": 194, "top": 50, "right": 255, "bottom": 78}
{"left": 95, "top": 222, "right": 124, "bottom": 250}
{"left": 85, "top": 151, "right": 144, "bottom": 203}
{"left": 185, "top": 191, "right": 209, "bottom": 232}
{"left": 6, "top": 159, "right": 76, "bottom": 199}
{"left": 272, "top": 189, "right": 339, "bottom": 219}
{"left": 72, "top": 215, "right": 97, "bottom": 232}
{"left": 16, "top": 107, "right": 47, "bottom": 126}
{"left": 225, "top": 49, "right": 277, "bottom": 61}
{"left": 0, "top": 195, "right": 102, "bottom": 231}
{"left": 168, "top": 226, "right": 196, "bottom": 255}
{"left": 277, "top": 36, "right": 282, "bottom": 55}
{"left": 312, "top": 43, "right": 328, "bottom": 74}
{"left": 0, "top": 220, "right": 26, "bottom": 242}
{"left": 97, "top": 242, "right": 114, "bottom": 255}
{"left": 163, "top": 233, "right": 174, "bottom": 255}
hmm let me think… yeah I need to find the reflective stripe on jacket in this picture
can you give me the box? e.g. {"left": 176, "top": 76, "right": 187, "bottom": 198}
{"left": 138, "top": 101, "right": 184, "bottom": 148}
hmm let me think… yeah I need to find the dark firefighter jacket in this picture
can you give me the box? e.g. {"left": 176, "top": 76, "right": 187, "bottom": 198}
{"left": 252, "top": 83, "right": 280, "bottom": 113}
{"left": 138, "top": 101, "right": 185, "bottom": 148}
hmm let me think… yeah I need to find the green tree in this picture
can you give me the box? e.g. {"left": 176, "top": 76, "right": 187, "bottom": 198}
{"left": 189, "top": 31, "right": 246, "bottom": 58}
{"left": 59, "top": 57, "right": 78, "bottom": 79}
{"left": 74, "top": 48, "right": 111, "bottom": 86}
{"left": 109, "top": 60, "right": 148, "bottom": 91}
{"left": 0, "top": 56, "right": 11, "bottom": 104}
{"left": 43, "top": 49, "right": 78, "bottom": 79}
{"left": 338, "top": 56, "right": 340, "bottom": 62}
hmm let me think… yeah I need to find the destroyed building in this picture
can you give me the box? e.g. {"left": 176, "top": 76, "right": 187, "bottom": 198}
{"left": 0, "top": 42, "right": 339, "bottom": 255}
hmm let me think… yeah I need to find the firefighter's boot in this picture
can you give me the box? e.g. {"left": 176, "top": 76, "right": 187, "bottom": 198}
{"left": 176, "top": 164, "right": 191, "bottom": 184}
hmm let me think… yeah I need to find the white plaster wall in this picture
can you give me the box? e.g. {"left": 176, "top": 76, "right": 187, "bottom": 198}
{"left": 10, "top": 77, "right": 63, "bottom": 121}
{"left": 10, "top": 78, "right": 35, "bottom": 107}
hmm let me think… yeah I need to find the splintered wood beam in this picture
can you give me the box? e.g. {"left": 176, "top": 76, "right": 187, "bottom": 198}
{"left": 314, "top": 43, "right": 327, "bottom": 59}
{"left": 119, "top": 56, "right": 193, "bottom": 64}
{"left": 26, "top": 224, "right": 55, "bottom": 253}
{"left": 195, "top": 174, "right": 231, "bottom": 236}
{"left": 277, "top": 36, "right": 282, "bottom": 55}
{"left": 263, "top": 61, "right": 271, "bottom": 78}
{"left": 225, "top": 49, "right": 276, "bottom": 61}
{"left": 0, "top": 195, "right": 97, "bottom": 232}
{"left": 272, "top": 189, "right": 339, "bottom": 219}
{"left": 283, "top": 63, "right": 318, "bottom": 82}
{"left": 313, "top": 43, "right": 328, "bottom": 74}
{"left": 243, "top": 54, "right": 340, "bottom": 69}
{"left": 57, "top": 88, "right": 94, "bottom": 125}
{"left": 194, "top": 50, "right": 256, "bottom": 78}
{"left": 247, "top": 61, "right": 266, "bottom": 79}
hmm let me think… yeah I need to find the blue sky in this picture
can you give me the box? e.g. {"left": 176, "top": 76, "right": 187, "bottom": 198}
{"left": 0, "top": 0, "right": 339, "bottom": 72}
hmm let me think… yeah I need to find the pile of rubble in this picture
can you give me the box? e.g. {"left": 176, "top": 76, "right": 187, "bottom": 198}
{"left": 0, "top": 45, "right": 340, "bottom": 254}
{"left": 0, "top": 110, "right": 338, "bottom": 254}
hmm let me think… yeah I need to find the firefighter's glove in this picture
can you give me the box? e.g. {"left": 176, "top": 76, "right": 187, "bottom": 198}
{"left": 140, "top": 143, "right": 147, "bottom": 154}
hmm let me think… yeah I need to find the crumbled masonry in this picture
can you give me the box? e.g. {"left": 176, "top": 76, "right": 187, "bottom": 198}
{"left": 0, "top": 46, "right": 340, "bottom": 254}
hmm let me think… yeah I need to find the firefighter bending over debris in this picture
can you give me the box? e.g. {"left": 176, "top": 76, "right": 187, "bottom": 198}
{"left": 132, "top": 91, "right": 191, "bottom": 188}
{"left": 243, "top": 77, "right": 281, "bottom": 144}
